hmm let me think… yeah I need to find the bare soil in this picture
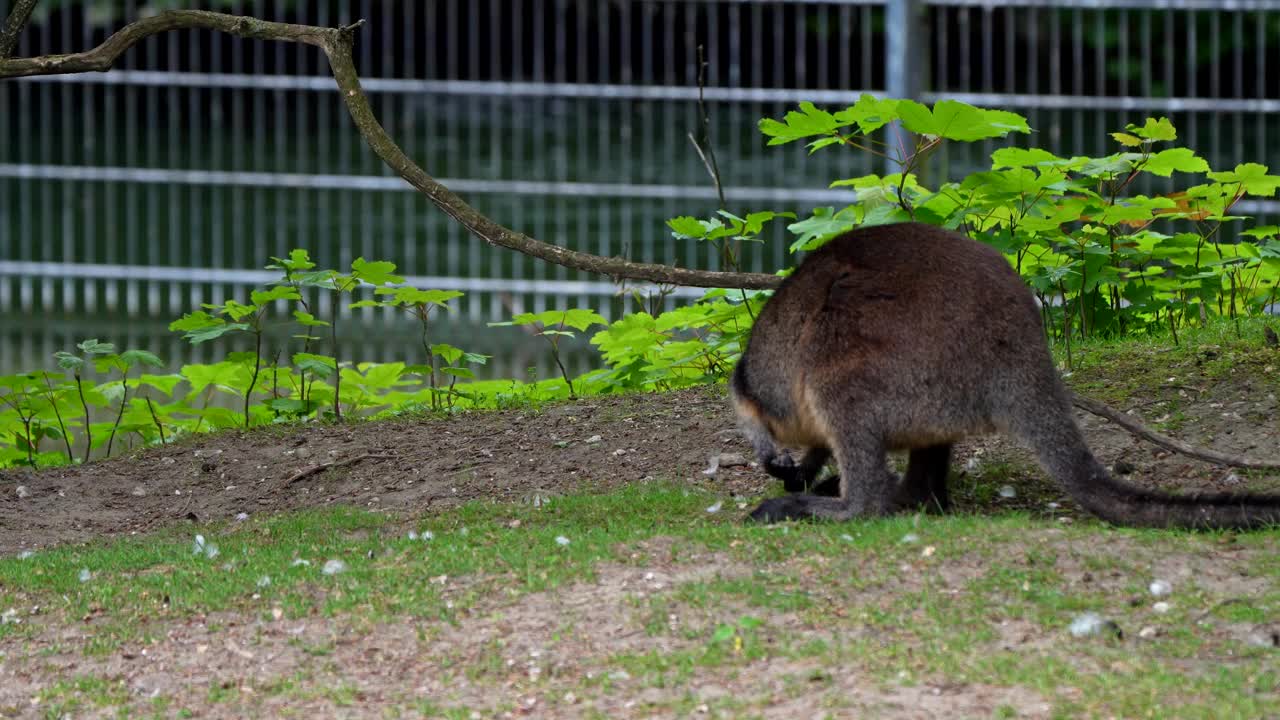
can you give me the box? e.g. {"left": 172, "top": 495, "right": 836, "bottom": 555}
{"left": 3, "top": 377, "right": 1279, "bottom": 556}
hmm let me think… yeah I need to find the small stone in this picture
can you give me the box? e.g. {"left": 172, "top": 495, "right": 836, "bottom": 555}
{"left": 235, "top": 512, "right": 249, "bottom": 522}
{"left": 256, "top": 575, "right": 272, "bottom": 588}
{"left": 585, "top": 435, "right": 602, "bottom": 444}
{"left": 1149, "top": 579, "right": 1172, "bottom": 597}
{"left": 130, "top": 486, "right": 147, "bottom": 497}
{"left": 1245, "top": 628, "right": 1280, "bottom": 648}
{"left": 1152, "top": 601, "right": 1171, "bottom": 614}
{"left": 321, "top": 559, "right": 346, "bottom": 575}
{"left": 1138, "top": 626, "right": 1159, "bottom": 639}
{"left": 714, "top": 453, "right": 748, "bottom": 468}
{"left": 555, "top": 536, "right": 570, "bottom": 546}
{"left": 705, "top": 501, "right": 723, "bottom": 514}
{"left": 15, "top": 486, "right": 30, "bottom": 499}
{"left": 998, "top": 485, "right": 1017, "bottom": 499}
{"left": 78, "top": 568, "right": 92, "bottom": 583}
{"left": 900, "top": 533, "right": 920, "bottom": 544}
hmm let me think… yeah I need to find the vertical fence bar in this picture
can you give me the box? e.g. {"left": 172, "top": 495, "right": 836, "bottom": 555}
{"left": 884, "top": 0, "right": 922, "bottom": 175}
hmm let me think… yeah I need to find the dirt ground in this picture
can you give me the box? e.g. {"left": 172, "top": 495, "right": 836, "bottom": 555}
{"left": 2, "top": 378, "right": 1279, "bottom": 556}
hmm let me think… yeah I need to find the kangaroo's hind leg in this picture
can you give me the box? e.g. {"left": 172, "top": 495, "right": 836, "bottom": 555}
{"left": 896, "top": 444, "right": 953, "bottom": 513}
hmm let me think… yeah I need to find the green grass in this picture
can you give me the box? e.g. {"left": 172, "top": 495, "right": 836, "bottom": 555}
{"left": 1053, "top": 316, "right": 1280, "bottom": 407}
{"left": 2, "top": 481, "right": 1278, "bottom": 718}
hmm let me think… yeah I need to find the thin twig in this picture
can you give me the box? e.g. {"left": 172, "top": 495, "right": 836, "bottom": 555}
{"left": 1070, "top": 392, "right": 1280, "bottom": 470}
{"left": 1193, "top": 597, "right": 1252, "bottom": 624}
{"left": 284, "top": 452, "right": 396, "bottom": 484}
{"left": 689, "top": 46, "right": 726, "bottom": 210}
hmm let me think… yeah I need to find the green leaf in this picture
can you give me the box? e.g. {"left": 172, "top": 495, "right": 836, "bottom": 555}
{"left": 991, "top": 147, "right": 1062, "bottom": 169}
{"left": 758, "top": 101, "right": 841, "bottom": 145}
{"left": 1243, "top": 225, "right": 1280, "bottom": 239}
{"left": 183, "top": 322, "right": 249, "bottom": 345}
{"left": 264, "top": 398, "right": 313, "bottom": 415}
{"left": 787, "top": 206, "right": 859, "bottom": 252}
{"left": 213, "top": 299, "right": 257, "bottom": 322}
{"left": 1078, "top": 154, "right": 1141, "bottom": 178}
{"left": 168, "top": 310, "right": 222, "bottom": 333}
{"left": 76, "top": 338, "right": 115, "bottom": 356}
{"left": 805, "top": 136, "right": 843, "bottom": 154}
{"left": 1141, "top": 148, "right": 1209, "bottom": 177}
{"left": 832, "top": 94, "right": 901, "bottom": 134}
{"left": 120, "top": 350, "right": 165, "bottom": 369}
{"left": 294, "top": 353, "right": 336, "bottom": 378}
{"left": 293, "top": 310, "right": 330, "bottom": 327}
{"left": 1110, "top": 132, "right": 1144, "bottom": 147}
{"left": 1207, "top": 163, "right": 1280, "bottom": 197}
{"left": 493, "top": 309, "right": 607, "bottom": 332}
{"left": 430, "top": 343, "right": 464, "bottom": 365}
{"left": 350, "top": 257, "right": 404, "bottom": 286}
{"left": 1126, "top": 117, "right": 1177, "bottom": 142}
{"left": 441, "top": 367, "right": 475, "bottom": 380}
{"left": 266, "top": 248, "right": 316, "bottom": 272}
{"left": 53, "top": 351, "right": 84, "bottom": 372}
{"left": 897, "top": 100, "right": 1029, "bottom": 141}
{"left": 250, "top": 286, "right": 301, "bottom": 306}
{"left": 136, "top": 374, "right": 184, "bottom": 396}
{"left": 667, "top": 215, "right": 709, "bottom": 239}
{"left": 373, "top": 287, "right": 464, "bottom": 307}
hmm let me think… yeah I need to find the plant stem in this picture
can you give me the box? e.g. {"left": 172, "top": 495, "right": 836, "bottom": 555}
{"left": 244, "top": 328, "right": 263, "bottom": 428}
{"left": 21, "top": 415, "right": 34, "bottom": 468}
{"left": 42, "top": 374, "right": 74, "bottom": 462}
{"left": 144, "top": 394, "right": 167, "bottom": 445}
{"left": 104, "top": 375, "right": 129, "bottom": 458}
{"left": 75, "top": 372, "right": 92, "bottom": 464}
{"left": 418, "top": 307, "right": 437, "bottom": 411}
{"left": 545, "top": 336, "right": 575, "bottom": 398}
{"left": 330, "top": 292, "right": 342, "bottom": 421}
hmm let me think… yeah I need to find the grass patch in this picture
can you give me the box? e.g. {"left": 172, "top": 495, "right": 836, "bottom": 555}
{"left": 2, "top": 482, "right": 1279, "bottom": 718}
{"left": 1054, "top": 316, "right": 1280, "bottom": 406}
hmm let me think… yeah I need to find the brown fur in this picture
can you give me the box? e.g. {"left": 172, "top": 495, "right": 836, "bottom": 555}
{"left": 732, "top": 222, "right": 1280, "bottom": 529}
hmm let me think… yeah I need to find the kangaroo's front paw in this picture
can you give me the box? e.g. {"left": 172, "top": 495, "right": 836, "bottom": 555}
{"left": 763, "top": 453, "right": 799, "bottom": 481}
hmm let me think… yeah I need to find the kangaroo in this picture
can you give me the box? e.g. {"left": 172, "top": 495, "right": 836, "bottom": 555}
{"left": 731, "top": 222, "right": 1280, "bottom": 529}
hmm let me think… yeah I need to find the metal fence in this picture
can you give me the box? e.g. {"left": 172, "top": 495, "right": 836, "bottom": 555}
{"left": 3, "top": 0, "right": 1280, "bottom": 376}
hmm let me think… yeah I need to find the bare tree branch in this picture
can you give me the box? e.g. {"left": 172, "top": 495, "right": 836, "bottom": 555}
{"left": 0, "top": 0, "right": 39, "bottom": 59}
{"left": 0, "top": 10, "right": 334, "bottom": 76}
{"left": 0, "top": 10, "right": 782, "bottom": 291}
{"left": 320, "top": 30, "right": 779, "bottom": 290}
{"left": 1070, "top": 392, "right": 1280, "bottom": 471}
